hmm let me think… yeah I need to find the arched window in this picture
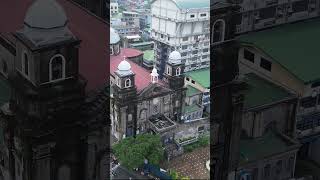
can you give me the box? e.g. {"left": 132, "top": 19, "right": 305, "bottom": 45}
{"left": 167, "top": 67, "right": 171, "bottom": 75}
{"left": 110, "top": 47, "right": 114, "bottom": 55}
{"left": 1, "top": 60, "right": 7, "bottom": 75}
{"left": 212, "top": 19, "right": 226, "bottom": 43}
{"left": 58, "top": 164, "right": 71, "bottom": 180}
{"left": 22, "top": 52, "right": 29, "bottom": 76}
{"left": 49, "top": 54, "right": 65, "bottom": 81}
{"left": 176, "top": 67, "right": 181, "bottom": 76}
{"left": 125, "top": 78, "right": 131, "bottom": 87}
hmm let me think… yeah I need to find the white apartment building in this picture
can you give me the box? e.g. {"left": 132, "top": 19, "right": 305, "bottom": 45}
{"left": 234, "top": 0, "right": 320, "bottom": 34}
{"left": 110, "top": 2, "right": 119, "bottom": 15}
{"left": 151, "top": 0, "right": 210, "bottom": 77}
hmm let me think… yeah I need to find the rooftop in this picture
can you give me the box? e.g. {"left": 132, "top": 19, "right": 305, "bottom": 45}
{"left": 110, "top": 48, "right": 154, "bottom": 91}
{"left": 239, "top": 18, "right": 320, "bottom": 84}
{"left": 185, "top": 68, "right": 210, "bottom": 88}
{"left": 149, "top": 115, "right": 176, "bottom": 133}
{"left": 243, "top": 73, "right": 293, "bottom": 109}
{"left": 172, "top": 0, "right": 209, "bottom": 9}
{"left": 143, "top": 50, "right": 154, "bottom": 62}
{"left": 0, "top": 0, "right": 108, "bottom": 92}
{"left": 239, "top": 131, "right": 299, "bottom": 166}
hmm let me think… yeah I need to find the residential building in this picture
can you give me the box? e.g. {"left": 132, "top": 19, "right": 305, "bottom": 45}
{"left": 151, "top": 0, "right": 210, "bottom": 77}
{"left": 185, "top": 68, "right": 210, "bottom": 113}
{"left": 233, "top": 0, "right": 320, "bottom": 35}
{"left": 238, "top": 18, "right": 320, "bottom": 166}
{"left": 236, "top": 73, "right": 300, "bottom": 180}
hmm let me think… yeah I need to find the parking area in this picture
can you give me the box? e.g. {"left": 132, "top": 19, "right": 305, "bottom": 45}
{"left": 163, "top": 146, "right": 210, "bottom": 179}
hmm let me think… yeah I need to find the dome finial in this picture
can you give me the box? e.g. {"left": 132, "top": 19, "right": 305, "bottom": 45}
{"left": 150, "top": 66, "right": 159, "bottom": 83}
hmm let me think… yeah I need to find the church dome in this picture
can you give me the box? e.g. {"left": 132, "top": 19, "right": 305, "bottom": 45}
{"left": 24, "top": 0, "right": 68, "bottom": 29}
{"left": 110, "top": 27, "right": 121, "bottom": 44}
{"left": 117, "top": 59, "right": 131, "bottom": 71}
{"left": 168, "top": 51, "right": 182, "bottom": 64}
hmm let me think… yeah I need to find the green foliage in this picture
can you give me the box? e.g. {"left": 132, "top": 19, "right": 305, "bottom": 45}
{"left": 112, "top": 134, "right": 164, "bottom": 169}
{"left": 183, "top": 135, "right": 209, "bottom": 153}
{"left": 169, "top": 170, "right": 190, "bottom": 180}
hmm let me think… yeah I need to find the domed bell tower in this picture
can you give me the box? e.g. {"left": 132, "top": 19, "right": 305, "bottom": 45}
{"left": 7, "top": 1, "right": 87, "bottom": 180}
{"left": 112, "top": 58, "right": 138, "bottom": 137}
{"left": 163, "top": 51, "right": 186, "bottom": 121}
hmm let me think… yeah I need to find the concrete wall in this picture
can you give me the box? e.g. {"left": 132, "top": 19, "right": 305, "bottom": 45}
{"left": 238, "top": 46, "right": 305, "bottom": 95}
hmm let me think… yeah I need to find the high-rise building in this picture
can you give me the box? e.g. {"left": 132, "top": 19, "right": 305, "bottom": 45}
{"left": 151, "top": 0, "right": 210, "bottom": 78}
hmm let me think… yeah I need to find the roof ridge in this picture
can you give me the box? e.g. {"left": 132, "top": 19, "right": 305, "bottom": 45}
{"left": 65, "top": 0, "right": 108, "bottom": 25}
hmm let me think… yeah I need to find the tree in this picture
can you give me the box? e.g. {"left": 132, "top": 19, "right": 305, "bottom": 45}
{"left": 112, "top": 134, "right": 164, "bottom": 169}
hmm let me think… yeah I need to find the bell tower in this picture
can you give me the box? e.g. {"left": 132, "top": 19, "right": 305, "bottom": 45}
{"left": 112, "top": 58, "right": 138, "bottom": 138}
{"left": 7, "top": 1, "right": 87, "bottom": 180}
{"left": 163, "top": 51, "right": 186, "bottom": 122}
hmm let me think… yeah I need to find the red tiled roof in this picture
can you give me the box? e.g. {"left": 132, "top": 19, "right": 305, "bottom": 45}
{"left": 110, "top": 48, "right": 154, "bottom": 91}
{"left": 0, "top": 0, "right": 108, "bottom": 92}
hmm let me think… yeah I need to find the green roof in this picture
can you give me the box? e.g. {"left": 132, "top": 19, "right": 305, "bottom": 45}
{"left": 173, "top": 0, "right": 209, "bottom": 9}
{"left": 244, "top": 73, "right": 292, "bottom": 109}
{"left": 143, "top": 50, "right": 154, "bottom": 62}
{"left": 183, "top": 103, "right": 202, "bottom": 113}
{"left": 239, "top": 131, "right": 296, "bottom": 165}
{"left": 186, "top": 85, "right": 201, "bottom": 97}
{"left": 131, "top": 42, "right": 154, "bottom": 47}
{"left": 0, "top": 77, "right": 10, "bottom": 106}
{"left": 238, "top": 18, "right": 320, "bottom": 84}
{"left": 185, "top": 68, "right": 209, "bottom": 88}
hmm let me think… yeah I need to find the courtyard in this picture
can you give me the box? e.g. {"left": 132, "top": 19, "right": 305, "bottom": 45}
{"left": 162, "top": 146, "right": 210, "bottom": 179}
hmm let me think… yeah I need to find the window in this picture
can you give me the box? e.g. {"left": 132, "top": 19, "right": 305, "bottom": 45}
{"left": 260, "top": 7, "right": 276, "bottom": 19}
{"left": 182, "top": 45, "right": 188, "bottom": 50}
{"left": 168, "top": 37, "right": 170, "bottom": 41}
{"left": 49, "top": 54, "right": 65, "bottom": 81}
{"left": 125, "top": 78, "right": 131, "bottom": 87}
{"left": 202, "top": 55, "right": 208, "bottom": 59}
{"left": 200, "top": 13, "right": 206, "bottom": 17}
{"left": 311, "top": 81, "right": 320, "bottom": 88}
{"left": 276, "top": 160, "right": 282, "bottom": 174}
{"left": 300, "top": 96, "right": 317, "bottom": 108}
{"left": 287, "top": 157, "right": 294, "bottom": 172}
{"left": 58, "top": 165, "right": 71, "bottom": 180}
{"left": 212, "top": 19, "right": 225, "bottom": 43}
{"left": 167, "top": 67, "right": 171, "bottom": 75}
{"left": 110, "top": 47, "right": 114, "bottom": 55}
{"left": 203, "top": 48, "right": 209, "bottom": 53}
{"left": 260, "top": 58, "right": 272, "bottom": 71}
{"left": 243, "top": 49, "right": 255, "bottom": 62}
{"left": 128, "top": 114, "right": 132, "bottom": 121}
{"left": 182, "top": 37, "right": 188, "bottom": 41}
{"left": 1, "top": 60, "right": 7, "bottom": 75}
{"left": 190, "top": 14, "right": 195, "bottom": 18}
{"left": 192, "top": 50, "right": 198, "bottom": 54}
{"left": 22, "top": 52, "right": 29, "bottom": 76}
{"left": 161, "top": 34, "right": 164, "bottom": 39}
{"left": 293, "top": 0, "right": 308, "bottom": 12}
{"left": 264, "top": 164, "right": 271, "bottom": 177}
{"left": 176, "top": 67, "right": 181, "bottom": 76}
{"left": 181, "top": 52, "right": 187, "bottom": 57}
